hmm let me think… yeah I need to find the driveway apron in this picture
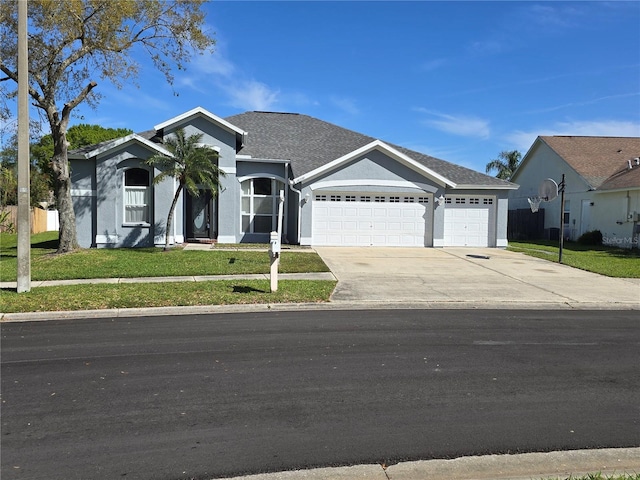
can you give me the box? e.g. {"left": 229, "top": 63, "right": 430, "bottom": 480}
{"left": 313, "top": 247, "right": 640, "bottom": 308}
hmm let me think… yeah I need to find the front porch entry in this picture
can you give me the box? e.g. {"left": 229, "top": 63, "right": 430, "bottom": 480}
{"left": 185, "top": 189, "right": 217, "bottom": 243}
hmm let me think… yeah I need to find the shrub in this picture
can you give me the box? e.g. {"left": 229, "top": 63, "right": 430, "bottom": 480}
{"left": 577, "top": 230, "right": 603, "bottom": 246}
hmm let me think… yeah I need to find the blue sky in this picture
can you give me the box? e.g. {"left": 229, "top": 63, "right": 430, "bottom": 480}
{"left": 71, "top": 1, "right": 640, "bottom": 173}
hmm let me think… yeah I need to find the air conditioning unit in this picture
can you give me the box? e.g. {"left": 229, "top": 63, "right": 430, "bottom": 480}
{"left": 633, "top": 212, "right": 640, "bottom": 222}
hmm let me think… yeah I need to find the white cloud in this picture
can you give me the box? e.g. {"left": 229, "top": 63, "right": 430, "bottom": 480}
{"left": 505, "top": 120, "right": 640, "bottom": 153}
{"left": 176, "top": 38, "right": 283, "bottom": 112}
{"left": 224, "top": 80, "right": 280, "bottom": 111}
{"left": 188, "top": 51, "right": 236, "bottom": 78}
{"left": 417, "top": 108, "right": 491, "bottom": 139}
{"left": 329, "top": 95, "right": 359, "bottom": 116}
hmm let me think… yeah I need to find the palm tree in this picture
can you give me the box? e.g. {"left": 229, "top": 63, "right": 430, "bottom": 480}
{"left": 146, "top": 129, "right": 224, "bottom": 251}
{"left": 485, "top": 150, "right": 522, "bottom": 180}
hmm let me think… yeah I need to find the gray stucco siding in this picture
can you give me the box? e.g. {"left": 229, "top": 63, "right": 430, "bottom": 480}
{"left": 160, "top": 117, "right": 240, "bottom": 244}
{"left": 310, "top": 150, "right": 441, "bottom": 188}
{"left": 70, "top": 159, "right": 97, "bottom": 248}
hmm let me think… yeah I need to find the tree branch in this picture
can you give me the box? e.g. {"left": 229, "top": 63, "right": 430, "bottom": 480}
{"left": 61, "top": 80, "right": 97, "bottom": 124}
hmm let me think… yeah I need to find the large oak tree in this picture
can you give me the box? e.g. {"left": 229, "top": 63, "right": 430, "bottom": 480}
{"left": 0, "top": 0, "right": 215, "bottom": 253}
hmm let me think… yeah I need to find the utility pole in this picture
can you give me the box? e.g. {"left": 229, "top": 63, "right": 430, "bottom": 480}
{"left": 17, "top": 0, "right": 31, "bottom": 293}
{"left": 558, "top": 174, "right": 566, "bottom": 264}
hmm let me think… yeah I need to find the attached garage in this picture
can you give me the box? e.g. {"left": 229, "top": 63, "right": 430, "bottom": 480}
{"left": 312, "top": 193, "right": 432, "bottom": 246}
{"left": 443, "top": 196, "right": 495, "bottom": 247}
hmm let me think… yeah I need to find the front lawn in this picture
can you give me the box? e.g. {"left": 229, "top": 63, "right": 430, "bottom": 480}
{"left": 0, "top": 232, "right": 329, "bottom": 282}
{"left": 508, "top": 240, "right": 640, "bottom": 278}
{"left": 0, "top": 232, "right": 336, "bottom": 313}
{"left": 0, "top": 279, "right": 336, "bottom": 313}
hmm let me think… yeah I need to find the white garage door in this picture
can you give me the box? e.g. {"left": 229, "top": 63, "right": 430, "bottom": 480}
{"left": 443, "top": 196, "right": 495, "bottom": 247}
{"left": 312, "top": 193, "right": 431, "bottom": 246}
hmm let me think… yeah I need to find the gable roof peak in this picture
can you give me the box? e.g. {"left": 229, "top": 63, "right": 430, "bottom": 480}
{"left": 154, "top": 106, "right": 247, "bottom": 139}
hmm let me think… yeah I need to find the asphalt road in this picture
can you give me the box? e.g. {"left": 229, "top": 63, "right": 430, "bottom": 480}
{"left": 2, "top": 310, "right": 639, "bottom": 480}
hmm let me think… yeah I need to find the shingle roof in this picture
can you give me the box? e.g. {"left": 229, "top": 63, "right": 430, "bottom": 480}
{"left": 226, "top": 111, "right": 514, "bottom": 188}
{"left": 540, "top": 136, "right": 640, "bottom": 190}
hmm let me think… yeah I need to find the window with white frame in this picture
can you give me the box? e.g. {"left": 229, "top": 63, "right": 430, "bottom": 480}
{"left": 124, "top": 168, "right": 150, "bottom": 224}
{"left": 241, "top": 178, "right": 285, "bottom": 234}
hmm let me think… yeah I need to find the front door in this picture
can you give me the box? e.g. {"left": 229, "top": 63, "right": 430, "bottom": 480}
{"left": 186, "top": 190, "right": 215, "bottom": 241}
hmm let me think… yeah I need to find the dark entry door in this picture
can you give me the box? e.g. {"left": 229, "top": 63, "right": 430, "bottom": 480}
{"left": 186, "top": 190, "right": 215, "bottom": 241}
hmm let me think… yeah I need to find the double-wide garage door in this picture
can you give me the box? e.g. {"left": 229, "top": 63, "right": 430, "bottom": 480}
{"left": 312, "top": 193, "right": 431, "bottom": 246}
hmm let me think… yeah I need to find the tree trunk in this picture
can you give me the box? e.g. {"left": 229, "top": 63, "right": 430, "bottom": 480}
{"left": 164, "top": 184, "right": 183, "bottom": 251}
{"left": 50, "top": 127, "right": 80, "bottom": 254}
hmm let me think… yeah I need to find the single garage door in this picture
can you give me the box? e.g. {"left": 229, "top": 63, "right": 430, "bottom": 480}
{"left": 312, "top": 193, "right": 432, "bottom": 246}
{"left": 443, "top": 196, "right": 495, "bottom": 247}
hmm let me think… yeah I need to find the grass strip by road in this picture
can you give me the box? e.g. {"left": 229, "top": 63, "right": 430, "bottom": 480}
{"left": 508, "top": 241, "right": 640, "bottom": 278}
{"left": 0, "top": 232, "right": 329, "bottom": 282}
{"left": 0, "top": 279, "right": 336, "bottom": 313}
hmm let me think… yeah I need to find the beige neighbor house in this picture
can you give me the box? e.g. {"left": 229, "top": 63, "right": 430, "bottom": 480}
{"left": 509, "top": 136, "right": 640, "bottom": 249}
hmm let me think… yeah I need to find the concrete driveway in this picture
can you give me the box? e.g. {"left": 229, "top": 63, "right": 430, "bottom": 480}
{"left": 314, "top": 247, "right": 640, "bottom": 309}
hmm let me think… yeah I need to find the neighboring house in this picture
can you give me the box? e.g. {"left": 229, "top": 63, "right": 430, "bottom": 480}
{"left": 69, "top": 107, "right": 517, "bottom": 249}
{"left": 509, "top": 136, "right": 640, "bottom": 248}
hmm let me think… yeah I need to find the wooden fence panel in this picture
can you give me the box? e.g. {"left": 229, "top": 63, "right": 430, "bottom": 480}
{"left": 1, "top": 206, "right": 52, "bottom": 234}
{"left": 508, "top": 208, "right": 545, "bottom": 241}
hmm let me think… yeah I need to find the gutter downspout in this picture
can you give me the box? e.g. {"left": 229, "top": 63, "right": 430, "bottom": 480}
{"left": 288, "top": 178, "right": 302, "bottom": 245}
{"left": 284, "top": 162, "right": 289, "bottom": 243}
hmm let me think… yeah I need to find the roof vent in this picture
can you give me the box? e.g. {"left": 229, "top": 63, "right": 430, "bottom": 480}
{"left": 628, "top": 159, "right": 633, "bottom": 170}
{"left": 635, "top": 157, "right": 640, "bottom": 166}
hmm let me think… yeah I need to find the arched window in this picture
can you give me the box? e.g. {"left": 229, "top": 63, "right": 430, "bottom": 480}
{"left": 124, "top": 168, "right": 150, "bottom": 224}
{"left": 240, "top": 178, "right": 284, "bottom": 233}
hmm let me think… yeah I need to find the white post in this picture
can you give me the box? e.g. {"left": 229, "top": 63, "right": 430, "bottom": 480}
{"left": 269, "top": 190, "right": 285, "bottom": 292}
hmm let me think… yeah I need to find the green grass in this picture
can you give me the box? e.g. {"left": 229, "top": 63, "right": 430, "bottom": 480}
{"left": 0, "top": 279, "right": 336, "bottom": 313}
{"left": 0, "top": 232, "right": 335, "bottom": 313}
{"left": 0, "top": 232, "right": 329, "bottom": 282}
{"left": 508, "top": 240, "right": 640, "bottom": 278}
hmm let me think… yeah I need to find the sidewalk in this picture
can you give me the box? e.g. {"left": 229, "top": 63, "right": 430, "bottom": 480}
{"left": 222, "top": 448, "right": 640, "bottom": 480}
{"left": 0, "top": 271, "right": 335, "bottom": 290}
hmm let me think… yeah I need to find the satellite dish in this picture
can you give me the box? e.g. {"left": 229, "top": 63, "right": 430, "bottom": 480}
{"left": 538, "top": 178, "right": 559, "bottom": 201}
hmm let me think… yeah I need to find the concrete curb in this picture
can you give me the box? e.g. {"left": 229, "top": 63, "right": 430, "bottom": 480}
{"left": 222, "top": 447, "right": 640, "bottom": 480}
{"left": 3, "top": 299, "right": 640, "bottom": 322}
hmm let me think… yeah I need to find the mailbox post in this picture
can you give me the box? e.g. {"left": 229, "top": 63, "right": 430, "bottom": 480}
{"left": 269, "top": 190, "right": 285, "bottom": 292}
{"left": 269, "top": 231, "right": 281, "bottom": 292}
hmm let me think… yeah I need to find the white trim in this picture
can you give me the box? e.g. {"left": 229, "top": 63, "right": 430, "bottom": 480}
{"left": 237, "top": 173, "right": 287, "bottom": 183}
{"left": 292, "top": 139, "right": 455, "bottom": 187}
{"left": 217, "top": 235, "right": 236, "bottom": 243}
{"left": 309, "top": 179, "right": 439, "bottom": 193}
{"left": 71, "top": 189, "right": 95, "bottom": 197}
{"left": 71, "top": 134, "right": 173, "bottom": 159}
{"left": 154, "top": 234, "right": 184, "bottom": 245}
{"left": 433, "top": 238, "right": 445, "bottom": 247}
{"left": 594, "top": 186, "right": 640, "bottom": 194}
{"left": 453, "top": 183, "right": 518, "bottom": 190}
{"left": 237, "top": 157, "right": 290, "bottom": 164}
{"left": 96, "top": 234, "right": 118, "bottom": 244}
{"left": 221, "top": 166, "right": 236, "bottom": 174}
{"left": 195, "top": 143, "right": 221, "bottom": 152}
{"left": 123, "top": 167, "right": 152, "bottom": 225}
{"left": 237, "top": 154, "right": 252, "bottom": 159}
{"left": 154, "top": 106, "right": 247, "bottom": 138}
{"left": 496, "top": 239, "right": 508, "bottom": 247}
